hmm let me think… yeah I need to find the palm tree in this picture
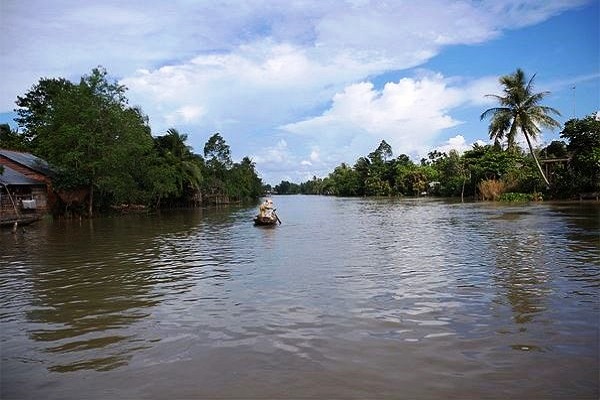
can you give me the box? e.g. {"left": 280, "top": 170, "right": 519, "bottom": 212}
{"left": 480, "top": 68, "right": 561, "bottom": 186}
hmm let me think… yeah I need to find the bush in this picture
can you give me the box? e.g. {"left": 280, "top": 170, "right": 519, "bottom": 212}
{"left": 478, "top": 179, "right": 506, "bottom": 200}
{"left": 499, "top": 192, "right": 544, "bottom": 202}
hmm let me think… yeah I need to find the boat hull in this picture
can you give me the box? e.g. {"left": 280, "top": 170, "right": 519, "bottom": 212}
{"left": 253, "top": 216, "right": 278, "bottom": 226}
{"left": 0, "top": 215, "right": 41, "bottom": 228}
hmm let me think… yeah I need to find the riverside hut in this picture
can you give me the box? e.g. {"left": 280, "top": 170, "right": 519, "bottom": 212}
{"left": 0, "top": 150, "right": 55, "bottom": 227}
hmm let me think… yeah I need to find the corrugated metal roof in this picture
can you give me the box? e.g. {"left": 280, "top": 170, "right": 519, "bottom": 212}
{"left": 0, "top": 165, "right": 46, "bottom": 186}
{"left": 0, "top": 149, "right": 55, "bottom": 176}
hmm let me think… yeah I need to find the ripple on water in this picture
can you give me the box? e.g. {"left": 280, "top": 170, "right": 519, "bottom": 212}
{"left": 1, "top": 200, "right": 598, "bottom": 399}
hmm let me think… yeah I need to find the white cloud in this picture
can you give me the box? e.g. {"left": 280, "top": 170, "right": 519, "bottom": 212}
{"left": 251, "top": 139, "right": 291, "bottom": 165}
{"left": 281, "top": 74, "right": 498, "bottom": 160}
{"left": 0, "top": 0, "right": 590, "bottom": 183}
{"left": 310, "top": 149, "right": 320, "bottom": 162}
{"left": 434, "top": 135, "right": 488, "bottom": 155}
{"left": 479, "top": 0, "right": 589, "bottom": 29}
{"left": 165, "top": 105, "right": 205, "bottom": 125}
{"left": 2, "top": 0, "right": 582, "bottom": 112}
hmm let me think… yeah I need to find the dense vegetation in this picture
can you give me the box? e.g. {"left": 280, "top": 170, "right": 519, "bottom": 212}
{"left": 274, "top": 69, "right": 598, "bottom": 201}
{"left": 0, "top": 67, "right": 263, "bottom": 216}
{"left": 2, "top": 67, "right": 598, "bottom": 214}
{"left": 274, "top": 121, "right": 599, "bottom": 200}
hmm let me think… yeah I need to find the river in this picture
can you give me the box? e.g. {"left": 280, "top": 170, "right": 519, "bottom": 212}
{"left": 1, "top": 196, "right": 598, "bottom": 399}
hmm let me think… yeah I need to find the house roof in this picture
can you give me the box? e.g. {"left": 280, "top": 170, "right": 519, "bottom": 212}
{"left": 0, "top": 149, "right": 55, "bottom": 177}
{"left": 0, "top": 165, "right": 46, "bottom": 186}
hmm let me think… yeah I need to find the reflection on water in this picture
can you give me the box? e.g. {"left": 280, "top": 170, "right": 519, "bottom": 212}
{"left": 1, "top": 198, "right": 598, "bottom": 399}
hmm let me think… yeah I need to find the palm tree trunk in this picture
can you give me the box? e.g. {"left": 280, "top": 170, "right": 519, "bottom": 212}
{"left": 524, "top": 133, "right": 550, "bottom": 187}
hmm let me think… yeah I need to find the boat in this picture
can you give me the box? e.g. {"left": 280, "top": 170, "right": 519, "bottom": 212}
{"left": 253, "top": 215, "right": 278, "bottom": 226}
{"left": 0, "top": 215, "right": 41, "bottom": 229}
{"left": 254, "top": 198, "right": 281, "bottom": 226}
{"left": 253, "top": 210, "right": 281, "bottom": 226}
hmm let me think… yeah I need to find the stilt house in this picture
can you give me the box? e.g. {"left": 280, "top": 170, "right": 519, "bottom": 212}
{"left": 0, "top": 150, "right": 55, "bottom": 226}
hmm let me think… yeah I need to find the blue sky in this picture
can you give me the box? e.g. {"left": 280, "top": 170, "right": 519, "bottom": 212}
{"left": 1, "top": 0, "right": 598, "bottom": 184}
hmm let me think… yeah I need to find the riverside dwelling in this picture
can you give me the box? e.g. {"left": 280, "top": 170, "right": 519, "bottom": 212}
{"left": 0, "top": 149, "right": 55, "bottom": 227}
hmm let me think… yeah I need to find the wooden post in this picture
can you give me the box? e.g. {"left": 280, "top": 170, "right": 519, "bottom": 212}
{"left": 2, "top": 183, "right": 20, "bottom": 219}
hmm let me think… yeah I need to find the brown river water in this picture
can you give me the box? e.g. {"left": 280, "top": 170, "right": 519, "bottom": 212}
{"left": 1, "top": 196, "right": 598, "bottom": 399}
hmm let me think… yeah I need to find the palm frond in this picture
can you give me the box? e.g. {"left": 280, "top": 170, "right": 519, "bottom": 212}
{"left": 524, "top": 72, "right": 537, "bottom": 95}
{"left": 480, "top": 107, "right": 510, "bottom": 121}
{"left": 523, "top": 91, "right": 550, "bottom": 108}
{"left": 506, "top": 118, "right": 519, "bottom": 148}
{"left": 538, "top": 105, "right": 561, "bottom": 116}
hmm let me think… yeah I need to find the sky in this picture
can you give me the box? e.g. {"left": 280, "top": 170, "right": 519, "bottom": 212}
{"left": 1, "top": 0, "right": 598, "bottom": 185}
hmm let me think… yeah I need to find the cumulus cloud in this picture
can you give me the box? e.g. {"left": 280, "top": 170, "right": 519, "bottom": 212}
{"left": 2, "top": 0, "right": 584, "bottom": 111}
{"left": 165, "top": 105, "right": 205, "bottom": 125}
{"left": 281, "top": 74, "right": 498, "bottom": 160}
{"left": 1, "top": 0, "right": 589, "bottom": 183}
{"left": 251, "top": 139, "right": 293, "bottom": 166}
{"left": 434, "top": 135, "right": 487, "bottom": 155}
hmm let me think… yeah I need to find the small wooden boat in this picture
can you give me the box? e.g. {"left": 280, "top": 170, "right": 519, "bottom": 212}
{"left": 0, "top": 215, "right": 41, "bottom": 228}
{"left": 253, "top": 216, "right": 277, "bottom": 226}
{"left": 253, "top": 212, "right": 281, "bottom": 226}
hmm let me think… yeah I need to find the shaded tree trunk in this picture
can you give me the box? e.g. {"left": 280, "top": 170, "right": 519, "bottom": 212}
{"left": 88, "top": 184, "right": 93, "bottom": 217}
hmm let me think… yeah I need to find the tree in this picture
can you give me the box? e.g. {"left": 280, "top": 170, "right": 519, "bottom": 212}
{"left": 0, "top": 124, "right": 29, "bottom": 151}
{"left": 227, "top": 157, "right": 263, "bottom": 201}
{"left": 300, "top": 176, "right": 325, "bottom": 195}
{"left": 274, "top": 180, "right": 300, "bottom": 194}
{"left": 371, "top": 140, "right": 393, "bottom": 162}
{"left": 434, "top": 150, "right": 468, "bottom": 199}
{"left": 542, "top": 140, "right": 568, "bottom": 159}
{"left": 353, "top": 157, "right": 371, "bottom": 196}
{"left": 202, "top": 133, "right": 233, "bottom": 202}
{"left": 14, "top": 67, "right": 154, "bottom": 216}
{"left": 328, "top": 163, "right": 359, "bottom": 196}
{"left": 204, "top": 132, "right": 232, "bottom": 169}
{"left": 560, "top": 115, "right": 600, "bottom": 193}
{"left": 152, "top": 128, "right": 203, "bottom": 207}
{"left": 14, "top": 77, "right": 75, "bottom": 143}
{"left": 155, "top": 128, "right": 192, "bottom": 159}
{"left": 480, "top": 68, "right": 561, "bottom": 186}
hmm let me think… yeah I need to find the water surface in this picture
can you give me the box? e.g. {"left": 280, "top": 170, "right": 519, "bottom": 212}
{"left": 1, "top": 196, "right": 598, "bottom": 399}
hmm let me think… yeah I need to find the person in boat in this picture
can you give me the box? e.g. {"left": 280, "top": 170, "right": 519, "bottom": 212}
{"left": 258, "top": 198, "right": 274, "bottom": 218}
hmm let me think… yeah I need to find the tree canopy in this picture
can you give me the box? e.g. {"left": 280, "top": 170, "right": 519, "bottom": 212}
{"left": 6, "top": 67, "right": 263, "bottom": 216}
{"left": 480, "top": 68, "right": 561, "bottom": 186}
{"left": 280, "top": 113, "right": 596, "bottom": 201}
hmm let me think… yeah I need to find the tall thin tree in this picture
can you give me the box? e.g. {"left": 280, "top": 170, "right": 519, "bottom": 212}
{"left": 480, "top": 68, "right": 561, "bottom": 186}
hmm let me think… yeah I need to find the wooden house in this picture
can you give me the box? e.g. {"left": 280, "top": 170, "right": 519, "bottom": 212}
{"left": 0, "top": 150, "right": 55, "bottom": 226}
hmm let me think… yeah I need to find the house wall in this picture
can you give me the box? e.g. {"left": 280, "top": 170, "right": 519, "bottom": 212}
{"left": 0, "top": 187, "right": 17, "bottom": 218}
{"left": 0, "top": 152, "right": 57, "bottom": 217}
{"left": 0, "top": 185, "right": 49, "bottom": 219}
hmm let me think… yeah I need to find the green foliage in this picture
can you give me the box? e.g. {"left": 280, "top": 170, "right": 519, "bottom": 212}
{"left": 199, "top": 134, "right": 262, "bottom": 203}
{"left": 370, "top": 140, "right": 393, "bottom": 162}
{"left": 291, "top": 126, "right": 595, "bottom": 201}
{"left": 226, "top": 157, "right": 263, "bottom": 201}
{"left": 204, "top": 132, "right": 232, "bottom": 169}
{"left": 0, "top": 124, "right": 29, "bottom": 151}
{"left": 480, "top": 68, "right": 561, "bottom": 186}
{"left": 14, "top": 67, "right": 155, "bottom": 214}
{"left": 560, "top": 115, "right": 600, "bottom": 193}
{"left": 150, "top": 128, "right": 204, "bottom": 207}
{"left": 463, "top": 144, "right": 520, "bottom": 182}
{"left": 499, "top": 192, "right": 542, "bottom": 202}
{"left": 300, "top": 176, "right": 326, "bottom": 195}
{"left": 327, "top": 163, "right": 359, "bottom": 196}
{"left": 274, "top": 180, "right": 301, "bottom": 195}
{"left": 542, "top": 140, "right": 568, "bottom": 158}
{"left": 10, "top": 67, "right": 262, "bottom": 214}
